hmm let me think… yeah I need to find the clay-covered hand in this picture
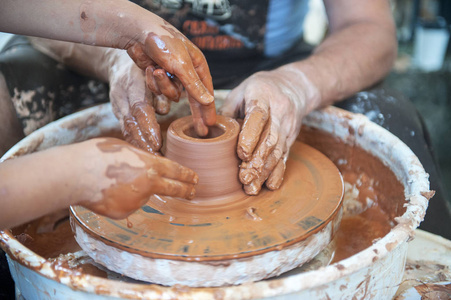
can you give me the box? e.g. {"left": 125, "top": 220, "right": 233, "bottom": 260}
{"left": 74, "top": 138, "right": 198, "bottom": 219}
{"left": 108, "top": 49, "right": 173, "bottom": 153}
{"left": 126, "top": 19, "right": 216, "bottom": 136}
{"left": 220, "top": 67, "right": 320, "bottom": 195}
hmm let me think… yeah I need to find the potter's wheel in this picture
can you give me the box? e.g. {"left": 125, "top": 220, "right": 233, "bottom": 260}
{"left": 70, "top": 116, "right": 344, "bottom": 287}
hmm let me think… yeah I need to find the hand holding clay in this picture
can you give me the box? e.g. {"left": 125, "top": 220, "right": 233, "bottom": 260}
{"left": 220, "top": 67, "right": 320, "bottom": 195}
{"left": 126, "top": 17, "right": 216, "bottom": 137}
{"left": 108, "top": 49, "right": 170, "bottom": 153}
{"left": 0, "top": 137, "right": 198, "bottom": 229}
{"left": 1, "top": 0, "right": 215, "bottom": 137}
{"left": 76, "top": 138, "right": 198, "bottom": 219}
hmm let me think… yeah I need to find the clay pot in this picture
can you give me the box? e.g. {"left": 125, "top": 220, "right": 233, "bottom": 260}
{"left": 165, "top": 115, "right": 242, "bottom": 200}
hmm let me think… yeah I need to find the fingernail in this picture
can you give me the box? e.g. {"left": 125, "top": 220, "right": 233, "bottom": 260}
{"left": 193, "top": 174, "right": 199, "bottom": 184}
{"left": 154, "top": 71, "right": 165, "bottom": 79}
{"left": 267, "top": 177, "right": 283, "bottom": 190}
{"left": 241, "top": 172, "right": 254, "bottom": 184}
{"left": 194, "top": 122, "right": 208, "bottom": 137}
{"left": 244, "top": 183, "right": 260, "bottom": 196}
{"left": 187, "top": 187, "right": 196, "bottom": 200}
{"left": 200, "top": 93, "right": 215, "bottom": 105}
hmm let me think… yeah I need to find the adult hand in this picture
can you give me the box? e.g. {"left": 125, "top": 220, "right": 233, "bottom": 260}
{"left": 220, "top": 67, "right": 320, "bottom": 195}
{"left": 108, "top": 49, "right": 171, "bottom": 153}
{"left": 126, "top": 19, "right": 216, "bottom": 137}
{"left": 74, "top": 138, "right": 198, "bottom": 219}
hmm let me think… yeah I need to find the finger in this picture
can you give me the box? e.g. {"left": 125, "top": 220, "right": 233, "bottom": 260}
{"left": 131, "top": 102, "right": 162, "bottom": 152}
{"left": 237, "top": 100, "right": 270, "bottom": 161}
{"left": 147, "top": 177, "right": 197, "bottom": 200}
{"left": 175, "top": 43, "right": 214, "bottom": 106}
{"left": 238, "top": 118, "right": 279, "bottom": 184}
{"left": 243, "top": 147, "right": 282, "bottom": 195}
{"left": 201, "top": 102, "right": 217, "bottom": 126}
{"left": 186, "top": 51, "right": 216, "bottom": 129}
{"left": 175, "top": 65, "right": 214, "bottom": 105}
{"left": 266, "top": 159, "right": 286, "bottom": 190}
{"left": 188, "top": 96, "right": 209, "bottom": 137}
{"left": 154, "top": 94, "right": 171, "bottom": 115}
{"left": 145, "top": 66, "right": 162, "bottom": 95}
{"left": 109, "top": 85, "right": 130, "bottom": 123}
{"left": 144, "top": 86, "right": 156, "bottom": 108}
{"left": 123, "top": 116, "right": 150, "bottom": 151}
{"left": 127, "top": 44, "right": 155, "bottom": 70}
{"left": 239, "top": 121, "right": 271, "bottom": 184}
{"left": 154, "top": 69, "right": 182, "bottom": 102}
{"left": 239, "top": 124, "right": 285, "bottom": 184}
{"left": 148, "top": 157, "right": 199, "bottom": 184}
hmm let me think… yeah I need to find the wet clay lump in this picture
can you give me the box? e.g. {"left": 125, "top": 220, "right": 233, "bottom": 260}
{"left": 164, "top": 115, "right": 242, "bottom": 199}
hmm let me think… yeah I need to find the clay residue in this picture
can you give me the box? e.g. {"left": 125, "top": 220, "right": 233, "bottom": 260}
{"left": 1, "top": 133, "right": 45, "bottom": 162}
{"left": 331, "top": 205, "right": 392, "bottom": 263}
{"left": 414, "top": 283, "right": 451, "bottom": 299}
{"left": 298, "top": 126, "right": 405, "bottom": 263}
{"left": 12, "top": 210, "right": 81, "bottom": 259}
{"left": 299, "top": 126, "right": 405, "bottom": 221}
{"left": 245, "top": 207, "right": 262, "bottom": 221}
{"left": 10, "top": 211, "right": 109, "bottom": 278}
{"left": 421, "top": 190, "right": 436, "bottom": 200}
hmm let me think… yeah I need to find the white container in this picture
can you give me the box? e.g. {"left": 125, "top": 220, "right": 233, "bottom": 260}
{"left": 0, "top": 91, "right": 432, "bottom": 299}
{"left": 413, "top": 17, "right": 450, "bottom": 71}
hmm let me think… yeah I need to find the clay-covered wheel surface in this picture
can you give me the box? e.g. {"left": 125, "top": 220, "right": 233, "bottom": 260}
{"left": 71, "top": 142, "right": 343, "bottom": 261}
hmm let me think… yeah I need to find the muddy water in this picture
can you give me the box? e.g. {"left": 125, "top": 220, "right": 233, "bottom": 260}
{"left": 10, "top": 127, "right": 404, "bottom": 281}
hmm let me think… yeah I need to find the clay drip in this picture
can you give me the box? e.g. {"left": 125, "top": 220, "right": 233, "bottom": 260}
{"left": 165, "top": 115, "right": 242, "bottom": 199}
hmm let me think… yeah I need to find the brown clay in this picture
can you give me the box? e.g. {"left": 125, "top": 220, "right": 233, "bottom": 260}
{"left": 10, "top": 120, "right": 407, "bottom": 281}
{"left": 298, "top": 126, "right": 405, "bottom": 220}
{"left": 70, "top": 116, "right": 343, "bottom": 262}
{"left": 164, "top": 115, "right": 242, "bottom": 199}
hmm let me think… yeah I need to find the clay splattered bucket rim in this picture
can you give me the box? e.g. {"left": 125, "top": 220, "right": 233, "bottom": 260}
{"left": 0, "top": 90, "right": 430, "bottom": 298}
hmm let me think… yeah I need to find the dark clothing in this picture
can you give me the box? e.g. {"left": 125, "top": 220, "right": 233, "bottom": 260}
{"left": 131, "top": 0, "right": 270, "bottom": 87}
{"left": 0, "top": 36, "right": 109, "bottom": 135}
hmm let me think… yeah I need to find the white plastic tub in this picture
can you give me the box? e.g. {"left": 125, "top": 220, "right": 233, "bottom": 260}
{"left": 0, "top": 91, "right": 432, "bottom": 299}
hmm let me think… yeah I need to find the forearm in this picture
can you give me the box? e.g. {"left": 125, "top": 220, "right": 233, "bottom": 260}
{"left": 0, "top": 148, "right": 82, "bottom": 229}
{"left": 30, "top": 38, "right": 123, "bottom": 82}
{"left": 278, "top": 0, "right": 397, "bottom": 110}
{"left": 1, "top": 0, "right": 164, "bottom": 49}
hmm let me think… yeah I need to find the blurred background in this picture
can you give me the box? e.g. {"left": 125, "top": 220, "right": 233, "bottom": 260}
{"left": 388, "top": 0, "right": 451, "bottom": 209}
{"left": 385, "top": 0, "right": 451, "bottom": 210}
{"left": 304, "top": 0, "right": 451, "bottom": 210}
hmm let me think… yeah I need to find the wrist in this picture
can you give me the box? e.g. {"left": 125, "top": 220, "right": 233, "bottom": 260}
{"left": 104, "top": 48, "right": 130, "bottom": 82}
{"left": 56, "top": 140, "right": 102, "bottom": 207}
{"left": 273, "top": 65, "right": 322, "bottom": 114}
